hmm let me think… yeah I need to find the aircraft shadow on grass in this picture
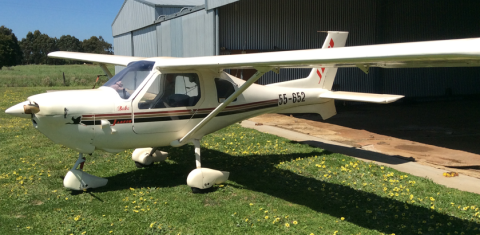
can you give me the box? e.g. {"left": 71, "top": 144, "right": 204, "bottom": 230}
{"left": 87, "top": 144, "right": 478, "bottom": 234}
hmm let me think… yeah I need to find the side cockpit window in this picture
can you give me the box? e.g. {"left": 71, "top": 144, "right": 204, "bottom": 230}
{"left": 138, "top": 73, "right": 201, "bottom": 109}
{"left": 215, "top": 78, "right": 237, "bottom": 103}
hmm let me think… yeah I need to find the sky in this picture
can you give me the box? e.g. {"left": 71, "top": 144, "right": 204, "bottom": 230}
{"left": 0, "top": 0, "right": 123, "bottom": 44}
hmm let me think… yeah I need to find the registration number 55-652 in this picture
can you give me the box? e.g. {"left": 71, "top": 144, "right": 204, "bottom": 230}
{"left": 278, "top": 92, "right": 306, "bottom": 105}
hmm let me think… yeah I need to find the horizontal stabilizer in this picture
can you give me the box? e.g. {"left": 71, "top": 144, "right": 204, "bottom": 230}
{"left": 319, "top": 91, "right": 404, "bottom": 103}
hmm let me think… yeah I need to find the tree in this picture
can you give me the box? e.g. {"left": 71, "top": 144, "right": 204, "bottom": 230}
{"left": 56, "top": 35, "right": 83, "bottom": 64}
{"left": 57, "top": 35, "right": 82, "bottom": 52}
{"left": 0, "top": 26, "right": 22, "bottom": 69}
{"left": 20, "top": 30, "right": 56, "bottom": 65}
{"left": 82, "top": 36, "right": 113, "bottom": 54}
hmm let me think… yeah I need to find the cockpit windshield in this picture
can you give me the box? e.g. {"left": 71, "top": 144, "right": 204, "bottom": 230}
{"left": 102, "top": 61, "right": 155, "bottom": 99}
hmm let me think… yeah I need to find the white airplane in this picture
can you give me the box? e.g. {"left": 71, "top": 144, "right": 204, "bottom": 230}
{"left": 5, "top": 32, "right": 480, "bottom": 193}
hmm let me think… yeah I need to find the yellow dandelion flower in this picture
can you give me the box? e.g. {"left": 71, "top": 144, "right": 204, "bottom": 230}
{"left": 265, "top": 216, "right": 269, "bottom": 219}
{"left": 293, "top": 221, "right": 298, "bottom": 225}
{"left": 285, "top": 223, "right": 290, "bottom": 227}
{"left": 249, "top": 203, "right": 253, "bottom": 206}
{"left": 341, "top": 217, "right": 345, "bottom": 221}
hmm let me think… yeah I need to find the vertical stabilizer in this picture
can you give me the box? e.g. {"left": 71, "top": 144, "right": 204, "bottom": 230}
{"left": 313, "top": 31, "right": 348, "bottom": 90}
{"left": 268, "top": 31, "right": 348, "bottom": 90}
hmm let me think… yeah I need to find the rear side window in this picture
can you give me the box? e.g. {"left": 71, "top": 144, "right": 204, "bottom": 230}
{"left": 215, "top": 78, "right": 237, "bottom": 103}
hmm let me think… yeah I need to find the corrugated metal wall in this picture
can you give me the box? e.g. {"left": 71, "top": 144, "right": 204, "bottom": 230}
{"left": 156, "top": 10, "right": 216, "bottom": 57}
{"left": 219, "top": 0, "right": 480, "bottom": 97}
{"left": 112, "top": 0, "right": 480, "bottom": 97}
{"left": 375, "top": 0, "right": 480, "bottom": 97}
{"left": 219, "top": 0, "right": 379, "bottom": 90}
{"left": 182, "top": 10, "right": 216, "bottom": 57}
{"left": 112, "top": 0, "right": 156, "bottom": 36}
{"left": 133, "top": 25, "right": 158, "bottom": 57}
{"left": 113, "top": 32, "right": 133, "bottom": 74}
{"left": 206, "top": 0, "right": 239, "bottom": 10}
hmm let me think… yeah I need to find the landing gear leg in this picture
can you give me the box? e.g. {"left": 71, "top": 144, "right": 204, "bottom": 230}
{"left": 63, "top": 153, "right": 108, "bottom": 190}
{"left": 187, "top": 139, "right": 229, "bottom": 193}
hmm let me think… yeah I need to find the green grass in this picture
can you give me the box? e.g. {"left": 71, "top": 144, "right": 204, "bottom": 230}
{"left": 1, "top": 87, "right": 480, "bottom": 234}
{"left": 0, "top": 64, "right": 115, "bottom": 87}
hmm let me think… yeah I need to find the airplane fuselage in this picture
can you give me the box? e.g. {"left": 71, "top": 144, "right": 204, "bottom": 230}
{"left": 19, "top": 69, "right": 330, "bottom": 154}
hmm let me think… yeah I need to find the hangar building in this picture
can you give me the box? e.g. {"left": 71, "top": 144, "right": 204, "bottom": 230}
{"left": 112, "top": 0, "right": 480, "bottom": 99}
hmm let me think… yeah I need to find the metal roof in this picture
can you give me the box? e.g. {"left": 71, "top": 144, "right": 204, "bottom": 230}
{"left": 136, "top": 0, "right": 204, "bottom": 7}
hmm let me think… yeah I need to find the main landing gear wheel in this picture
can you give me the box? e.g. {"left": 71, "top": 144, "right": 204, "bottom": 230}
{"left": 132, "top": 148, "right": 168, "bottom": 168}
{"left": 186, "top": 139, "right": 230, "bottom": 194}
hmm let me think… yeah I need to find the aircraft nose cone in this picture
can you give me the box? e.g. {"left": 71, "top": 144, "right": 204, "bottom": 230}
{"left": 5, "top": 101, "right": 31, "bottom": 118}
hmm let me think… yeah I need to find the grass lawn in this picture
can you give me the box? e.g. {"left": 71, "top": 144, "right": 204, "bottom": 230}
{"left": 1, "top": 86, "right": 480, "bottom": 234}
{"left": 0, "top": 64, "right": 115, "bottom": 87}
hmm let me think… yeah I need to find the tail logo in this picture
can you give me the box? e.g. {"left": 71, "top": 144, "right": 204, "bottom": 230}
{"left": 317, "top": 68, "right": 326, "bottom": 84}
{"left": 317, "top": 38, "right": 335, "bottom": 84}
{"left": 328, "top": 39, "right": 335, "bottom": 48}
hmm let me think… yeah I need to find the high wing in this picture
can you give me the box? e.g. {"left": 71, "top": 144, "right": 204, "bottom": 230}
{"left": 156, "top": 37, "right": 480, "bottom": 71}
{"left": 48, "top": 51, "right": 149, "bottom": 67}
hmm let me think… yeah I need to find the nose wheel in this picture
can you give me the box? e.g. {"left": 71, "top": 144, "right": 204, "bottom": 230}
{"left": 63, "top": 153, "right": 108, "bottom": 191}
{"left": 187, "top": 139, "right": 229, "bottom": 193}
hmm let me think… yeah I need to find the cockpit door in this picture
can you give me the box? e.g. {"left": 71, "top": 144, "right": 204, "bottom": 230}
{"left": 131, "top": 72, "right": 203, "bottom": 134}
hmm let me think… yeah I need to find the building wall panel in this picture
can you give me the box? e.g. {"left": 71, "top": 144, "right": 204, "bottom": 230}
{"left": 133, "top": 25, "right": 158, "bottom": 57}
{"left": 156, "top": 10, "right": 215, "bottom": 57}
{"left": 157, "top": 21, "right": 172, "bottom": 56}
{"left": 182, "top": 10, "right": 215, "bottom": 57}
{"left": 170, "top": 18, "right": 184, "bottom": 57}
{"left": 112, "top": 0, "right": 156, "bottom": 36}
{"left": 113, "top": 32, "right": 133, "bottom": 74}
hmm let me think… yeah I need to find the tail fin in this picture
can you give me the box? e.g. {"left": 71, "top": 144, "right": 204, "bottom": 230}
{"left": 308, "top": 31, "right": 348, "bottom": 90}
{"left": 269, "top": 31, "right": 349, "bottom": 90}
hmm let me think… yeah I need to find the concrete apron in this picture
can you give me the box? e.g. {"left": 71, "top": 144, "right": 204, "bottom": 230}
{"left": 241, "top": 120, "right": 480, "bottom": 195}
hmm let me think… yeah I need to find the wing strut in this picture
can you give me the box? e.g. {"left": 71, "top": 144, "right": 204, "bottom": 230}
{"left": 171, "top": 67, "right": 270, "bottom": 147}
{"left": 99, "top": 63, "right": 113, "bottom": 79}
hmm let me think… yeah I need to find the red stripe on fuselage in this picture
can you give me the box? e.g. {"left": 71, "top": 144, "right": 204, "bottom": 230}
{"left": 82, "top": 99, "right": 278, "bottom": 118}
